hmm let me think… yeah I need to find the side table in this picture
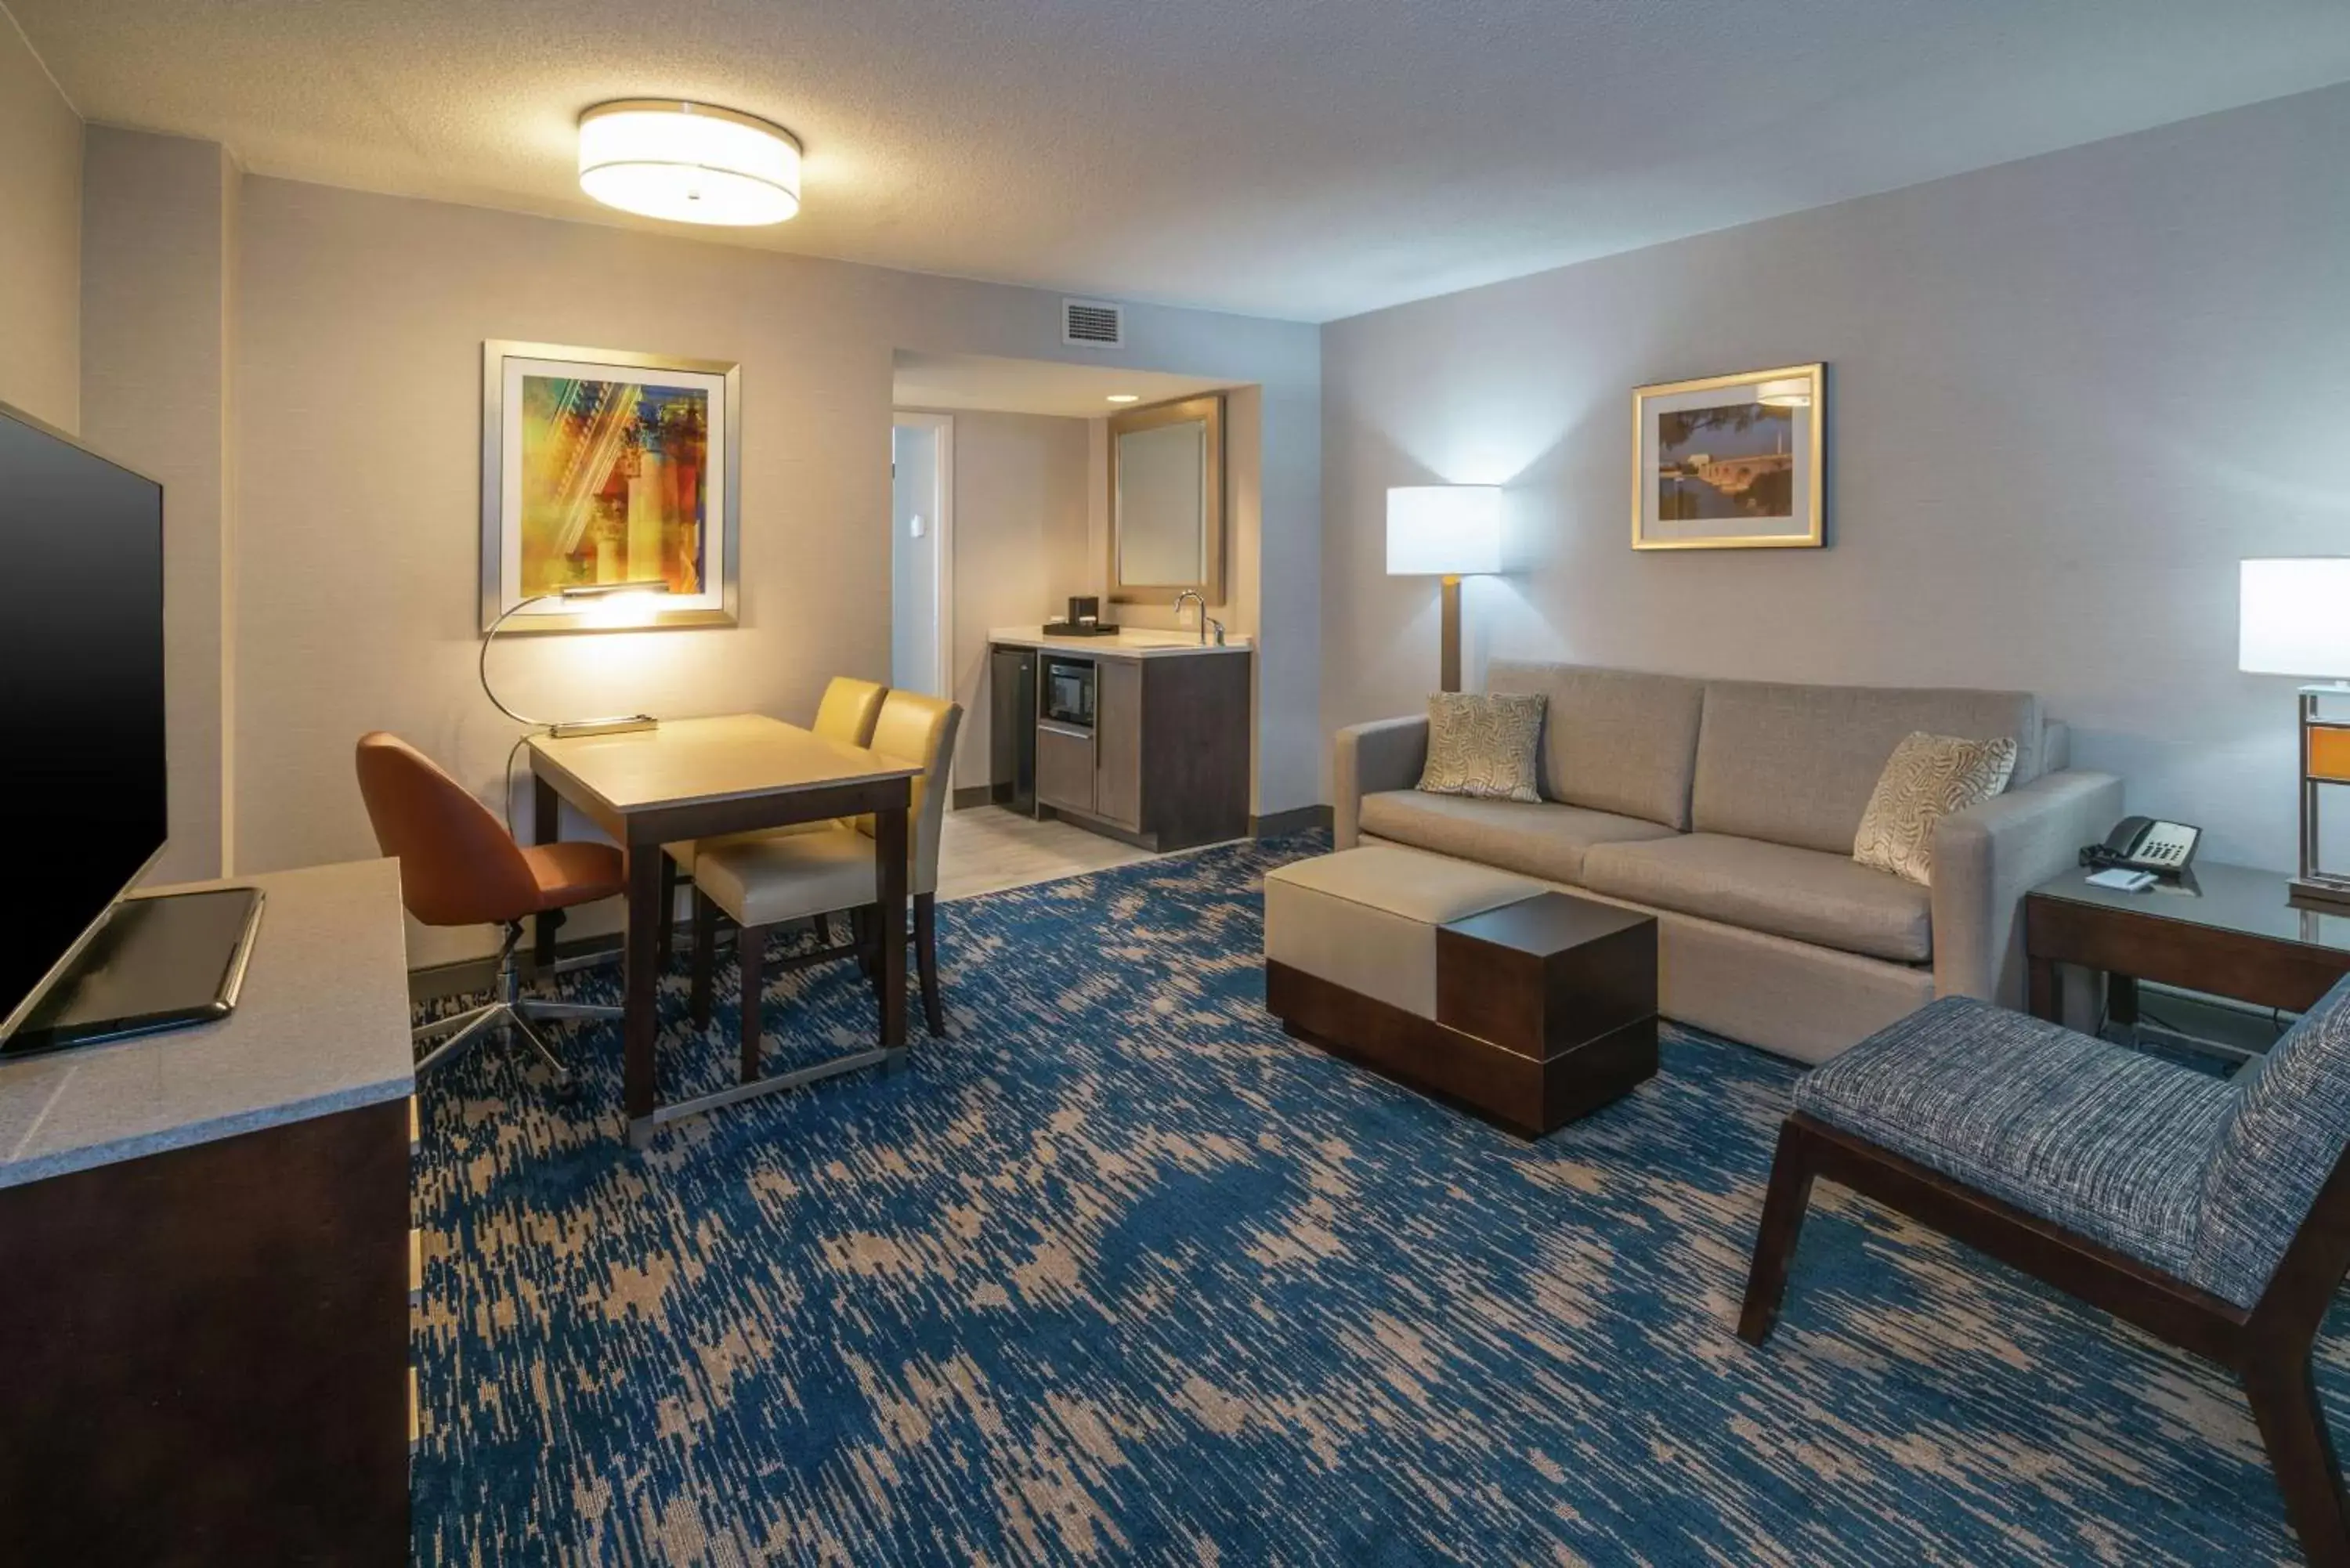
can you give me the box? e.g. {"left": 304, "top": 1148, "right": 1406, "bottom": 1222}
{"left": 2023, "top": 862, "right": 2350, "bottom": 1030}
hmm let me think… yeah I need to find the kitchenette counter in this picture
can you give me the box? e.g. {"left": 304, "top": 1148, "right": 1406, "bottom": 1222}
{"left": 989, "top": 626, "right": 1253, "bottom": 659}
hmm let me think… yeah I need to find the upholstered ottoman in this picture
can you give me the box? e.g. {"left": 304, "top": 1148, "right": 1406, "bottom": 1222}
{"left": 1264, "top": 845, "right": 1659, "bottom": 1136}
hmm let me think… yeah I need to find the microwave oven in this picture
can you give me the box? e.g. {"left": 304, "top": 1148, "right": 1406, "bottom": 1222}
{"left": 1042, "top": 657, "right": 1094, "bottom": 730}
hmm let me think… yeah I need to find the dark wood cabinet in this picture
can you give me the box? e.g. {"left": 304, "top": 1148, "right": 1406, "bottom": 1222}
{"left": 1035, "top": 721, "right": 1096, "bottom": 816}
{"left": 1094, "top": 659, "right": 1144, "bottom": 830}
{"left": 0, "top": 1098, "right": 413, "bottom": 1566}
{"left": 992, "top": 643, "right": 1250, "bottom": 852}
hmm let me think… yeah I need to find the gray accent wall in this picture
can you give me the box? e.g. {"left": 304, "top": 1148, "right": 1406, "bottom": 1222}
{"left": 1321, "top": 82, "right": 2350, "bottom": 873}
{"left": 0, "top": 16, "right": 79, "bottom": 431}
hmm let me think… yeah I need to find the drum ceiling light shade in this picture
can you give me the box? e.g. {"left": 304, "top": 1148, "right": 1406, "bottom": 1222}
{"left": 1755, "top": 376, "right": 1813, "bottom": 408}
{"left": 577, "top": 100, "right": 801, "bottom": 226}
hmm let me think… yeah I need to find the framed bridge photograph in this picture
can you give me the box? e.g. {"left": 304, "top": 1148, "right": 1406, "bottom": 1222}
{"left": 480, "top": 340, "right": 742, "bottom": 632}
{"left": 1632, "top": 363, "right": 1823, "bottom": 551}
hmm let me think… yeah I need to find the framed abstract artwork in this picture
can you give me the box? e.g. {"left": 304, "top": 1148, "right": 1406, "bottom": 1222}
{"left": 1631, "top": 363, "right": 1824, "bottom": 551}
{"left": 479, "top": 340, "right": 742, "bottom": 632}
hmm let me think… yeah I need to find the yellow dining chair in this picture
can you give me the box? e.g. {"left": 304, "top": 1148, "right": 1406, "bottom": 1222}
{"left": 657, "top": 675, "right": 886, "bottom": 965}
{"left": 689, "top": 692, "right": 962, "bottom": 1081}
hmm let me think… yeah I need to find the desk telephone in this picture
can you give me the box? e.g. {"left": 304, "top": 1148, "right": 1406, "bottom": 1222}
{"left": 2080, "top": 816, "right": 2201, "bottom": 876}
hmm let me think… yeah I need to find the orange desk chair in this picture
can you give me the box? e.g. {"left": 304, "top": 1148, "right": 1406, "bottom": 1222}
{"left": 355, "top": 732, "right": 624, "bottom": 1093}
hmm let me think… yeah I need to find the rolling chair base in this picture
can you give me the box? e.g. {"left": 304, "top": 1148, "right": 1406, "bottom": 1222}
{"left": 413, "top": 922, "right": 620, "bottom": 1097}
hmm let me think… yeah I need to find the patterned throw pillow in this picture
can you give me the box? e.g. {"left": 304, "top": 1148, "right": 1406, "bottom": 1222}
{"left": 1418, "top": 692, "right": 1546, "bottom": 803}
{"left": 1853, "top": 732, "right": 2019, "bottom": 886}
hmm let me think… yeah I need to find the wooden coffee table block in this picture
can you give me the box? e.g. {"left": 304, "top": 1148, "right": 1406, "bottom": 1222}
{"left": 1267, "top": 890, "right": 1658, "bottom": 1138}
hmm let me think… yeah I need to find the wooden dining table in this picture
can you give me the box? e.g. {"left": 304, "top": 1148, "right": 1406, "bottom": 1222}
{"left": 525, "top": 714, "right": 920, "bottom": 1147}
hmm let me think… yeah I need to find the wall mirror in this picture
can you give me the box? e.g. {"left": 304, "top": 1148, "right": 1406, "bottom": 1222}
{"left": 1108, "top": 393, "right": 1224, "bottom": 603}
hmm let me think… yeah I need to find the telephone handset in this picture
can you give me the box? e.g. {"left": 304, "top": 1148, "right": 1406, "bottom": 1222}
{"left": 2081, "top": 816, "right": 2201, "bottom": 876}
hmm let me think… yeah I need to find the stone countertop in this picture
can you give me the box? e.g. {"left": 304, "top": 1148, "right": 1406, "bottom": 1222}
{"left": 0, "top": 858, "right": 414, "bottom": 1190}
{"left": 988, "top": 626, "right": 1253, "bottom": 659}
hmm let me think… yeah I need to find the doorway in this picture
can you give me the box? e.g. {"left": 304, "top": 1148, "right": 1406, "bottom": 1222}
{"left": 890, "top": 412, "right": 953, "bottom": 699}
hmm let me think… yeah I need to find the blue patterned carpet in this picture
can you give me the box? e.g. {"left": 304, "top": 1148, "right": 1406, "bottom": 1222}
{"left": 411, "top": 832, "right": 2334, "bottom": 1566}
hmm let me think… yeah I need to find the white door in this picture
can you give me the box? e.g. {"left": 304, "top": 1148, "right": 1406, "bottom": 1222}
{"left": 890, "top": 413, "right": 953, "bottom": 698}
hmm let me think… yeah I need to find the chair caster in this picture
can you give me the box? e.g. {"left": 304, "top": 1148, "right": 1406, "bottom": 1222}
{"left": 553, "top": 1077, "right": 583, "bottom": 1104}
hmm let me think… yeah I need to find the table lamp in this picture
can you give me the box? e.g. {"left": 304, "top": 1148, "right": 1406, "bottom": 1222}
{"left": 2240, "top": 558, "right": 2350, "bottom": 909}
{"left": 481, "top": 580, "right": 671, "bottom": 737}
{"left": 1387, "top": 486, "right": 1503, "bottom": 692}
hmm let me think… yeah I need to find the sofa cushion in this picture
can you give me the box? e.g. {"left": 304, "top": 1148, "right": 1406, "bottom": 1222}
{"left": 1358, "top": 789, "right": 1681, "bottom": 886}
{"left": 1418, "top": 691, "right": 1544, "bottom": 802}
{"left": 1579, "top": 833, "right": 1932, "bottom": 963}
{"left": 1796, "top": 997, "right": 2236, "bottom": 1279}
{"left": 2191, "top": 974, "right": 2350, "bottom": 1308}
{"left": 1692, "top": 679, "right": 2043, "bottom": 854}
{"left": 1488, "top": 661, "right": 1705, "bottom": 829}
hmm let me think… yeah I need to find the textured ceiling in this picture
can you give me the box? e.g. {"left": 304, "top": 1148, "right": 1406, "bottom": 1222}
{"left": 892, "top": 352, "right": 1227, "bottom": 418}
{"left": 14, "top": 0, "right": 2350, "bottom": 322}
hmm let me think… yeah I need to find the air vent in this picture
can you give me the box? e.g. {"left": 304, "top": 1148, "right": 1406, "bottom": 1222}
{"left": 1062, "top": 298, "right": 1125, "bottom": 348}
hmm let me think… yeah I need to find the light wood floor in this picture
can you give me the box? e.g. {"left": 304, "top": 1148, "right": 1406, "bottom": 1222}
{"left": 934, "top": 805, "right": 1160, "bottom": 902}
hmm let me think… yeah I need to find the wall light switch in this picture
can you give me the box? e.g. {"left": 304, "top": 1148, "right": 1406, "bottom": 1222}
{"left": 909, "top": 514, "right": 926, "bottom": 538}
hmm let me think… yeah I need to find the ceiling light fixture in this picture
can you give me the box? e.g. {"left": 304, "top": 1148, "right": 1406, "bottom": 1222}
{"left": 1755, "top": 377, "right": 1813, "bottom": 408}
{"left": 1105, "top": 394, "right": 1141, "bottom": 404}
{"left": 577, "top": 100, "right": 801, "bottom": 226}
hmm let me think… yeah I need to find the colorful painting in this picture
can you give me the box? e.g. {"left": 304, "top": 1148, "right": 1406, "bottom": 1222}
{"left": 1632, "top": 364, "right": 1824, "bottom": 550}
{"left": 481, "top": 341, "right": 740, "bottom": 631}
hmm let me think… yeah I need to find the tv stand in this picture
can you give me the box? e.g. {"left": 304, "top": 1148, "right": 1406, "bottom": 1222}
{"left": 0, "top": 860, "right": 416, "bottom": 1564}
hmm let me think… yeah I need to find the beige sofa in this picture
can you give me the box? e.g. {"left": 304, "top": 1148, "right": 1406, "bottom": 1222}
{"left": 1332, "top": 662, "right": 2124, "bottom": 1064}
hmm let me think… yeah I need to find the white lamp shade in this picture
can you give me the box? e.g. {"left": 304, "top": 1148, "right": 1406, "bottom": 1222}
{"left": 1755, "top": 376, "right": 1813, "bottom": 408}
{"left": 578, "top": 101, "right": 801, "bottom": 226}
{"left": 2240, "top": 558, "right": 2350, "bottom": 677}
{"left": 1386, "top": 486, "right": 1503, "bottom": 576}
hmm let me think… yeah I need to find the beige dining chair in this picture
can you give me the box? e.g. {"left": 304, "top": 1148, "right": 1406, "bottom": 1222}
{"left": 657, "top": 675, "right": 886, "bottom": 965}
{"left": 688, "top": 692, "right": 962, "bottom": 1082}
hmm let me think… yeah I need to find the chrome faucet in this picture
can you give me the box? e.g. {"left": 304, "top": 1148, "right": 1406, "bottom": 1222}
{"left": 1173, "top": 590, "right": 1225, "bottom": 646}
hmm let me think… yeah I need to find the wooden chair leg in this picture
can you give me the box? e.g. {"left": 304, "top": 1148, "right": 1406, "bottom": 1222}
{"left": 657, "top": 854, "right": 679, "bottom": 970}
{"left": 1737, "top": 1118, "right": 1821, "bottom": 1346}
{"left": 816, "top": 912, "right": 837, "bottom": 948}
{"left": 689, "top": 888, "right": 717, "bottom": 1028}
{"left": 2245, "top": 1352, "right": 2350, "bottom": 1568}
{"left": 852, "top": 906, "right": 877, "bottom": 978}
{"left": 915, "top": 892, "right": 943, "bottom": 1038}
{"left": 738, "top": 923, "right": 768, "bottom": 1083}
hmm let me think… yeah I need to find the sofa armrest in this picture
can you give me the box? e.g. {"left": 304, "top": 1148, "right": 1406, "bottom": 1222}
{"left": 1932, "top": 768, "right": 2125, "bottom": 1008}
{"left": 1332, "top": 716, "right": 1428, "bottom": 848}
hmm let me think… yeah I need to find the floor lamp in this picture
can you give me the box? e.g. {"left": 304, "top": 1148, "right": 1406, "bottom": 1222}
{"left": 1387, "top": 485, "right": 1502, "bottom": 693}
{"left": 2241, "top": 558, "right": 2350, "bottom": 909}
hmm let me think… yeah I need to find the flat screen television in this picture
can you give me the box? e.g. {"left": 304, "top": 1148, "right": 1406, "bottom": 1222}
{"left": 0, "top": 401, "right": 170, "bottom": 1043}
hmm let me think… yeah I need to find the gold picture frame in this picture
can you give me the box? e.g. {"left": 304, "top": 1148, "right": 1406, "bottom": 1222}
{"left": 1107, "top": 393, "right": 1226, "bottom": 604}
{"left": 1632, "top": 363, "right": 1824, "bottom": 551}
{"left": 479, "top": 339, "right": 743, "bottom": 634}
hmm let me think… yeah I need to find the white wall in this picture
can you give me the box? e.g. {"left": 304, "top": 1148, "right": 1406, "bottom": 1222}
{"left": 226, "top": 176, "right": 1318, "bottom": 963}
{"left": 0, "top": 13, "right": 80, "bottom": 430}
{"left": 889, "top": 421, "right": 942, "bottom": 696}
{"left": 920, "top": 407, "right": 1093, "bottom": 792}
{"left": 81, "top": 128, "right": 237, "bottom": 883}
{"left": 1322, "top": 82, "right": 2350, "bottom": 873}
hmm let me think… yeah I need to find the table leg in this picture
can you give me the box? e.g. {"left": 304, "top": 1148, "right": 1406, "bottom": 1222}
{"left": 532, "top": 775, "right": 560, "bottom": 974}
{"left": 2028, "top": 954, "right": 2059, "bottom": 1023}
{"left": 623, "top": 845, "right": 663, "bottom": 1147}
{"left": 877, "top": 804, "right": 908, "bottom": 1052}
{"left": 2108, "top": 974, "right": 2141, "bottom": 1028}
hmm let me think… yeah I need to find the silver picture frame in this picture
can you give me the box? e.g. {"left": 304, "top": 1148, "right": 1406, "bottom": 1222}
{"left": 479, "top": 339, "right": 743, "bottom": 634}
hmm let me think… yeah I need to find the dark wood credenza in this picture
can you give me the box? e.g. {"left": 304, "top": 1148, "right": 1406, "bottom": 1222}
{"left": 0, "top": 860, "right": 417, "bottom": 1566}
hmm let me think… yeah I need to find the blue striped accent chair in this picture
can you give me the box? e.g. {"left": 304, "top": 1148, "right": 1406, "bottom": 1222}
{"left": 1737, "top": 976, "right": 2350, "bottom": 1566}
